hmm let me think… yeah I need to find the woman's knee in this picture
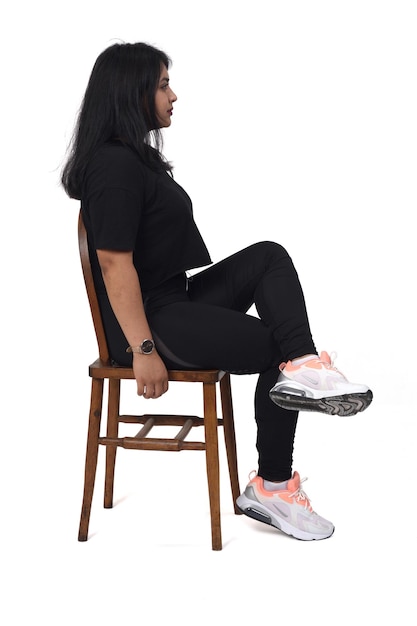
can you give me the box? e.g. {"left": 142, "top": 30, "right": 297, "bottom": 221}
{"left": 250, "top": 241, "right": 290, "bottom": 263}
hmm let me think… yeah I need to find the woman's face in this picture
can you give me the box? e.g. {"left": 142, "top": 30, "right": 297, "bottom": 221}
{"left": 154, "top": 65, "right": 177, "bottom": 128}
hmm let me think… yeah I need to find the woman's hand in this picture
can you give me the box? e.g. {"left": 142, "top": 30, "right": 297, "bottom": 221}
{"left": 132, "top": 352, "right": 169, "bottom": 399}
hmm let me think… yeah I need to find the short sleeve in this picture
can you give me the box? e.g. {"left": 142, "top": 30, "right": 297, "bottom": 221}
{"left": 88, "top": 186, "right": 141, "bottom": 251}
{"left": 83, "top": 143, "right": 146, "bottom": 251}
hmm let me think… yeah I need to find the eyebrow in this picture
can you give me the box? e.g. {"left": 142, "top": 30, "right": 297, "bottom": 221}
{"left": 160, "top": 76, "right": 169, "bottom": 84}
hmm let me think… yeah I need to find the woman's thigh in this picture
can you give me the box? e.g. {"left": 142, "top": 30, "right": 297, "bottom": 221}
{"left": 187, "top": 241, "right": 289, "bottom": 313}
{"left": 149, "top": 300, "right": 280, "bottom": 373}
{"left": 188, "top": 241, "right": 315, "bottom": 362}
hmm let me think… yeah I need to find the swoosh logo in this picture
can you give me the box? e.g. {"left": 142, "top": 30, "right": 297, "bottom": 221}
{"left": 302, "top": 374, "right": 320, "bottom": 386}
{"left": 273, "top": 504, "right": 289, "bottom": 518}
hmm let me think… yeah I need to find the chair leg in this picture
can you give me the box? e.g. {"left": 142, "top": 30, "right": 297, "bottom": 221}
{"left": 203, "top": 381, "right": 222, "bottom": 550}
{"left": 104, "top": 379, "right": 120, "bottom": 508}
{"left": 78, "top": 378, "right": 104, "bottom": 541}
{"left": 220, "top": 373, "right": 241, "bottom": 513}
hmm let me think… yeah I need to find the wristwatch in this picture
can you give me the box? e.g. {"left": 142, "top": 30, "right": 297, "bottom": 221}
{"left": 126, "top": 339, "right": 155, "bottom": 355}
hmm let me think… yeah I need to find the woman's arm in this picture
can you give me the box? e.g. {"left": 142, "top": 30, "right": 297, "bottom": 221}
{"left": 97, "top": 249, "right": 169, "bottom": 399}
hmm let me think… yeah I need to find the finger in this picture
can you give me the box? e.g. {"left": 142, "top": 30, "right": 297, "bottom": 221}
{"left": 137, "top": 384, "right": 147, "bottom": 397}
{"left": 154, "top": 381, "right": 169, "bottom": 398}
{"left": 144, "top": 386, "right": 156, "bottom": 399}
{"left": 138, "top": 381, "right": 168, "bottom": 399}
{"left": 157, "top": 381, "right": 168, "bottom": 396}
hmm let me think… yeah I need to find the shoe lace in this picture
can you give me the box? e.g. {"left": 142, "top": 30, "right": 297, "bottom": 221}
{"left": 288, "top": 477, "right": 313, "bottom": 512}
{"left": 320, "top": 351, "right": 337, "bottom": 368}
{"left": 320, "top": 350, "right": 348, "bottom": 378}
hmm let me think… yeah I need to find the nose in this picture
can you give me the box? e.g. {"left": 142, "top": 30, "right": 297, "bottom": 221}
{"left": 170, "top": 88, "right": 177, "bottom": 103}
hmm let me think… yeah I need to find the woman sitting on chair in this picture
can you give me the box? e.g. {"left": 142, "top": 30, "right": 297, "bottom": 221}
{"left": 61, "top": 42, "right": 373, "bottom": 542}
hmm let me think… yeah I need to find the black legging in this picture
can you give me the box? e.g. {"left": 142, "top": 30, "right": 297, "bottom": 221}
{"left": 102, "top": 241, "right": 317, "bottom": 481}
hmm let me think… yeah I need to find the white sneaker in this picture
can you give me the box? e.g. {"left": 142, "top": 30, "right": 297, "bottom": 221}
{"left": 236, "top": 471, "right": 334, "bottom": 541}
{"left": 269, "top": 351, "right": 373, "bottom": 416}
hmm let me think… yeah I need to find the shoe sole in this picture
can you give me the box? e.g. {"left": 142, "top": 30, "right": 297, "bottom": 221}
{"left": 269, "top": 389, "right": 373, "bottom": 416}
{"left": 236, "top": 495, "right": 334, "bottom": 541}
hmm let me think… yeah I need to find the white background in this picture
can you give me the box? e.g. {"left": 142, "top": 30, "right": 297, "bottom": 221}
{"left": 1, "top": 1, "right": 416, "bottom": 624}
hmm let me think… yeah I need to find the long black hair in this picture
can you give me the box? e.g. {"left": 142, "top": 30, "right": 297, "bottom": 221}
{"left": 61, "top": 42, "right": 172, "bottom": 200}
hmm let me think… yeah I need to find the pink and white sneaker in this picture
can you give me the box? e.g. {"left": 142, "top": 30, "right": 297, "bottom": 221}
{"left": 236, "top": 471, "right": 334, "bottom": 541}
{"left": 269, "top": 351, "right": 373, "bottom": 416}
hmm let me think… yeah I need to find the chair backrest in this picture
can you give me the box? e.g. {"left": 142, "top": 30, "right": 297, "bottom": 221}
{"left": 78, "top": 209, "right": 111, "bottom": 363}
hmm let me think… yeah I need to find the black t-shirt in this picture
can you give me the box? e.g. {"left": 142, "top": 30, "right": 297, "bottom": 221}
{"left": 81, "top": 141, "right": 212, "bottom": 295}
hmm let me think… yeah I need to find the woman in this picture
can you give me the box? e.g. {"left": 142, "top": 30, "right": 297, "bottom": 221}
{"left": 62, "top": 42, "right": 372, "bottom": 541}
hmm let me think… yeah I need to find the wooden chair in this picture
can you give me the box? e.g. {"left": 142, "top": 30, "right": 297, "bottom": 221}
{"left": 77, "top": 211, "right": 241, "bottom": 550}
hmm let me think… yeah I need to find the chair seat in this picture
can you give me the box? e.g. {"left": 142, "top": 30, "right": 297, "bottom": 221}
{"left": 89, "top": 358, "right": 226, "bottom": 384}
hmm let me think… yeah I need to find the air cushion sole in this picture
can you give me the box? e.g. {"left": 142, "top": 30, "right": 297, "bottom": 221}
{"left": 269, "top": 389, "right": 373, "bottom": 416}
{"left": 236, "top": 497, "right": 335, "bottom": 541}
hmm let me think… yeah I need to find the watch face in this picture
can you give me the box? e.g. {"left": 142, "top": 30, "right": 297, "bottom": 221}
{"left": 141, "top": 339, "right": 154, "bottom": 354}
